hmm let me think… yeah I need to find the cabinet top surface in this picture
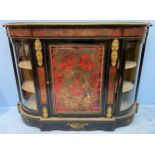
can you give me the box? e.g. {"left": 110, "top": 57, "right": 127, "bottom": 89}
{"left": 3, "top": 22, "right": 151, "bottom": 27}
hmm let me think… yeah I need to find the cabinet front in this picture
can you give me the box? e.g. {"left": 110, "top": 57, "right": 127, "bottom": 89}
{"left": 47, "top": 42, "right": 108, "bottom": 116}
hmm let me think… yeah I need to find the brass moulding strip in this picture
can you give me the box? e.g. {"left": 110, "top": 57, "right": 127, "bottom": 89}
{"left": 116, "top": 104, "right": 136, "bottom": 119}
{"left": 3, "top": 22, "right": 151, "bottom": 27}
{"left": 40, "top": 117, "right": 115, "bottom": 121}
{"left": 18, "top": 103, "right": 41, "bottom": 119}
{"left": 18, "top": 103, "right": 136, "bottom": 122}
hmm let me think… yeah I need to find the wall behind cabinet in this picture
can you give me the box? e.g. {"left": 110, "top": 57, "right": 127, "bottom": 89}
{"left": 0, "top": 20, "right": 155, "bottom": 107}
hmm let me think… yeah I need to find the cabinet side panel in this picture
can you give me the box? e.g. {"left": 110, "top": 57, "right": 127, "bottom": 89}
{"left": 107, "top": 67, "right": 117, "bottom": 104}
{"left": 34, "top": 39, "right": 48, "bottom": 106}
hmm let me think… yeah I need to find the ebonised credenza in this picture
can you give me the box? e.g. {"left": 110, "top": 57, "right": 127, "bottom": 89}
{"left": 4, "top": 22, "right": 151, "bottom": 131}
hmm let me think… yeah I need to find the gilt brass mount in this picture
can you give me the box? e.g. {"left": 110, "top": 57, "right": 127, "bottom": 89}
{"left": 111, "top": 39, "right": 119, "bottom": 67}
{"left": 35, "top": 39, "right": 43, "bottom": 67}
{"left": 67, "top": 122, "right": 88, "bottom": 129}
{"left": 42, "top": 106, "right": 48, "bottom": 118}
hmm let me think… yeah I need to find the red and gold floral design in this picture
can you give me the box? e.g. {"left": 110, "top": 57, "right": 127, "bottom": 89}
{"left": 50, "top": 45, "right": 104, "bottom": 113}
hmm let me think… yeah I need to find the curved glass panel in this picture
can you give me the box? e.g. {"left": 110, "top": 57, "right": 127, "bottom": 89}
{"left": 15, "top": 43, "right": 38, "bottom": 111}
{"left": 120, "top": 40, "right": 142, "bottom": 111}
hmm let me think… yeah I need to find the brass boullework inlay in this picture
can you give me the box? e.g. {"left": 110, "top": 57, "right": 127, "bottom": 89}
{"left": 35, "top": 39, "right": 43, "bottom": 67}
{"left": 42, "top": 106, "right": 48, "bottom": 118}
{"left": 111, "top": 39, "right": 119, "bottom": 67}
{"left": 67, "top": 122, "right": 88, "bottom": 129}
{"left": 50, "top": 45, "right": 104, "bottom": 114}
{"left": 106, "top": 105, "right": 112, "bottom": 118}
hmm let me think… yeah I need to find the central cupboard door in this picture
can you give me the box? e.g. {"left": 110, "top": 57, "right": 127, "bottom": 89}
{"left": 48, "top": 43, "right": 108, "bottom": 116}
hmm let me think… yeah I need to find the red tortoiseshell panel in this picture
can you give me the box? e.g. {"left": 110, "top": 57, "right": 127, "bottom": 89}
{"left": 122, "top": 28, "right": 145, "bottom": 36}
{"left": 37, "top": 67, "right": 47, "bottom": 104}
{"left": 9, "top": 27, "right": 32, "bottom": 37}
{"left": 33, "top": 28, "right": 121, "bottom": 37}
{"left": 107, "top": 67, "right": 117, "bottom": 104}
{"left": 50, "top": 45, "right": 105, "bottom": 114}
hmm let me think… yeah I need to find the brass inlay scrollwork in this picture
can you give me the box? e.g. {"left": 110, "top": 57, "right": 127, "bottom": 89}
{"left": 42, "top": 106, "right": 48, "bottom": 118}
{"left": 111, "top": 39, "right": 119, "bottom": 67}
{"left": 67, "top": 122, "right": 88, "bottom": 129}
{"left": 35, "top": 39, "right": 43, "bottom": 67}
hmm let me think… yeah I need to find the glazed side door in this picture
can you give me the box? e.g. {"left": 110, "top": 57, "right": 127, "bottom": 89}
{"left": 11, "top": 39, "right": 43, "bottom": 115}
{"left": 115, "top": 39, "right": 144, "bottom": 116}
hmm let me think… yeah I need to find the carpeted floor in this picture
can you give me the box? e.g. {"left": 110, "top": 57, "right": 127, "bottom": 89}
{"left": 0, "top": 105, "right": 155, "bottom": 134}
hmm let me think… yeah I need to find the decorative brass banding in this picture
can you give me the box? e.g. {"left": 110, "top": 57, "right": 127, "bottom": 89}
{"left": 3, "top": 22, "right": 151, "bottom": 27}
{"left": 67, "top": 122, "right": 88, "bottom": 129}
{"left": 35, "top": 39, "right": 43, "bottom": 67}
{"left": 111, "top": 39, "right": 119, "bottom": 67}
{"left": 42, "top": 106, "right": 48, "bottom": 118}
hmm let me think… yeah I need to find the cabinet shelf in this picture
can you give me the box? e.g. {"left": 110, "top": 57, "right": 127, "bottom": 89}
{"left": 120, "top": 100, "right": 131, "bottom": 111}
{"left": 18, "top": 61, "right": 32, "bottom": 70}
{"left": 22, "top": 80, "right": 35, "bottom": 93}
{"left": 125, "top": 61, "right": 137, "bottom": 69}
{"left": 122, "top": 81, "right": 134, "bottom": 93}
{"left": 26, "top": 95, "right": 37, "bottom": 110}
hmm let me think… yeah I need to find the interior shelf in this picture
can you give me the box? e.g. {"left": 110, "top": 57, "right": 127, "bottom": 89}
{"left": 122, "top": 81, "right": 134, "bottom": 93}
{"left": 22, "top": 80, "right": 35, "bottom": 93}
{"left": 120, "top": 100, "right": 130, "bottom": 111}
{"left": 125, "top": 61, "right": 137, "bottom": 69}
{"left": 26, "top": 95, "right": 37, "bottom": 110}
{"left": 18, "top": 61, "right": 32, "bottom": 70}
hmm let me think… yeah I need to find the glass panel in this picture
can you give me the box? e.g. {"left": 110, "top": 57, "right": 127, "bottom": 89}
{"left": 50, "top": 44, "right": 105, "bottom": 114}
{"left": 15, "top": 43, "right": 38, "bottom": 111}
{"left": 120, "top": 41, "right": 141, "bottom": 111}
